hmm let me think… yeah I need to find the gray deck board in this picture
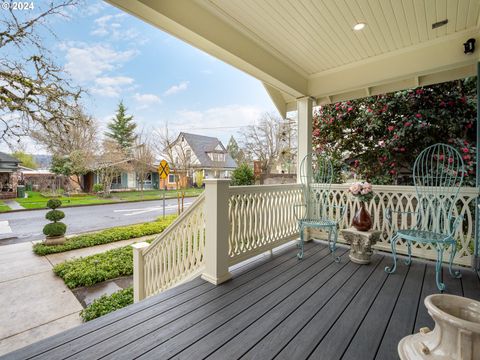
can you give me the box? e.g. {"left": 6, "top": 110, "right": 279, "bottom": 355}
{"left": 3, "top": 241, "right": 480, "bottom": 360}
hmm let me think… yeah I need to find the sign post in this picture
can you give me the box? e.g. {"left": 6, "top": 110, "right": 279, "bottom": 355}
{"left": 158, "top": 160, "right": 170, "bottom": 219}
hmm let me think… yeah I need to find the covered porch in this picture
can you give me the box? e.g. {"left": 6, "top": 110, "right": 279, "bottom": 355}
{"left": 5, "top": 241, "right": 480, "bottom": 359}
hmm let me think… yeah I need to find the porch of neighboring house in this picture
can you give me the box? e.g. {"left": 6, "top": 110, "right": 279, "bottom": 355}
{"left": 6, "top": 241, "right": 480, "bottom": 360}
{"left": 89, "top": 171, "right": 160, "bottom": 191}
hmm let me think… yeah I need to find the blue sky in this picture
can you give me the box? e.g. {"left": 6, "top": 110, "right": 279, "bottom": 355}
{"left": 5, "top": 1, "right": 276, "bottom": 152}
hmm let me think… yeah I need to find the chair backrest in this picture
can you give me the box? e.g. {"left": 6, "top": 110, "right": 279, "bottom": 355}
{"left": 413, "top": 143, "right": 464, "bottom": 233}
{"left": 299, "top": 153, "right": 333, "bottom": 219}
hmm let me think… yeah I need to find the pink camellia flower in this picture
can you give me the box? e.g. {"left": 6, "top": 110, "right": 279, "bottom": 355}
{"left": 349, "top": 183, "right": 361, "bottom": 195}
{"left": 463, "top": 147, "right": 469, "bottom": 153}
{"left": 416, "top": 89, "right": 424, "bottom": 95}
{"left": 440, "top": 101, "right": 446, "bottom": 107}
{"left": 390, "top": 169, "right": 397, "bottom": 175}
{"left": 439, "top": 154, "right": 444, "bottom": 160}
{"left": 404, "top": 122, "right": 412, "bottom": 127}
{"left": 399, "top": 147, "right": 405, "bottom": 152}
{"left": 312, "top": 128, "right": 321, "bottom": 137}
{"left": 390, "top": 162, "right": 396, "bottom": 167}
{"left": 347, "top": 107, "right": 353, "bottom": 112}
{"left": 448, "top": 157, "right": 454, "bottom": 164}
{"left": 378, "top": 140, "right": 385, "bottom": 147}
{"left": 393, "top": 134, "right": 399, "bottom": 140}
{"left": 353, "top": 160, "right": 360, "bottom": 168}
{"left": 466, "top": 123, "right": 473, "bottom": 129}
{"left": 463, "top": 155, "right": 471, "bottom": 160}
{"left": 415, "top": 113, "right": 422, "bottom": 119}
{"left": 387, "top": 125, "right": 395, "bottom": 132}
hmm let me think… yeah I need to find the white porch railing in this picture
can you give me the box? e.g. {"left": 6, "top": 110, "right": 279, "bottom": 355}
{"left": 228, "top": 184, "right": 303, "bottom": 265}
{"left": 133, "top": 182, "right": 478, "bottom": 301}
{"left": 310, "top": 184, "right": 478, "bottom": 267}
{"left": 132, "top": 194, "right": 206, "bottom": 301}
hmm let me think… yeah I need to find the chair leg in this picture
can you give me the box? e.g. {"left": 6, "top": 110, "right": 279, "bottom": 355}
{"left": 297, "top": 225, "right": 304, "bottom": 260}
{"left": 448, "top": 242, "right": 461, "bottom": 279}
{"left": 435, "top": 244, "right": 445, "bottom": 292}
{"left": 330, "top": 227, "right": 340, "bottom": 263}
{"left": 404, "top": 241, "right": 412, "bottom": 266}
{"left": 385, "top": 234, "right": 399, "bottom": 274}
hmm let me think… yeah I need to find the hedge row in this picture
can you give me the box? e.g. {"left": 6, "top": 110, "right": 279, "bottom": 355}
{"left": 80, "top": 287, "right": 133, "bottom": 322}
{"left": 33, "top": 215, "right": 176, "bottom": 255}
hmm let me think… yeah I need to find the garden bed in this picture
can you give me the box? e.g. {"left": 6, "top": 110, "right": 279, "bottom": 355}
{"left": 33, "top": 215, "right": 176, "bottom": 255}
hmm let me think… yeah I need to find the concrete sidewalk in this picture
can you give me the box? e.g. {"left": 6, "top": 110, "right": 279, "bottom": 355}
{"left": 0, "top": 237, "right": 148, "bottom": 356}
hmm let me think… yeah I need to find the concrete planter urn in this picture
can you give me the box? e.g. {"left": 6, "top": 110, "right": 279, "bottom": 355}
{"left": 44, "top": 235, "right": 66, "bottom": 246}
{"left": 398, "top": 294, "right": 480, "bottom": 360}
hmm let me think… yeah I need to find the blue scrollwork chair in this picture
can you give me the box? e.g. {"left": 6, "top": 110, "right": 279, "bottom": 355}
{"left": 385, "top": 143, "right": 465, "bottom": 291}
{"left": 294, "top": 153, "right": 344, "bottom": 260}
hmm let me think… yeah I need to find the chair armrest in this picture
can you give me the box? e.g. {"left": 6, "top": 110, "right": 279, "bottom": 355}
{"left": 293, "top": 204, "right": 306, "bottom": 221}
{"left": 449, "top": 215, "right": 464, "bottom": 236}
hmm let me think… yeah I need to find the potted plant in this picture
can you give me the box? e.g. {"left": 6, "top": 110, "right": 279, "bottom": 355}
{"left": 43, "top": 199, "right": 67, "bottom": 245}
{"left": 348, "top": 182, "right": 374, "bottom": 231}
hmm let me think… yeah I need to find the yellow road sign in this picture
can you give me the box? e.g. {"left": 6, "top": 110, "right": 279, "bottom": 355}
{"left": 158, "top": 160, "right": 170, "bottom": 179}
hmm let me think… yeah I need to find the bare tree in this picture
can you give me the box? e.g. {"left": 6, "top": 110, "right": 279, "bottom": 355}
{"left": 96, "top": 140, "right": 131, "bottom": 197}
{"left": 132, "top": 131, "right": 155, "bottom": 194}
{"left": 242, "top": 112, "right": 296, "bottom": 174}
{"left": 31, "top": 108, "right": 98, "bottom": 191}
{"left": 152, "top": 125, "right": 192, "bottom": 189}
{"left": 0, "top": 0, "right": 83, "bottom": 146}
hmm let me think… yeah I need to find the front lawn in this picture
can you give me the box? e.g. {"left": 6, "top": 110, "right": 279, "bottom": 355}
{"left": 112, "top": 188, "right": 203, "bottom": 201}
{"left": 0, "top": 201, "right": 10, "bottom": 212}
{"left": 14, "top": 189, "right": 203, "bottom": 210}
{"left": 17, "top": 191, "right": 114, "bottom": 209}
{"left": 33, "top": 214, "right": 176, "bottom": 255}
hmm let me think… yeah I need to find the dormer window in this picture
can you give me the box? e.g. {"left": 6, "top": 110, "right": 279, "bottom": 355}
{"left": 207, "top": 152, "right": 225, "bottom": 162}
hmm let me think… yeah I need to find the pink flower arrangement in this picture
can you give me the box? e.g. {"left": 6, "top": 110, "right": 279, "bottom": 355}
{"left": 348, "top": 182, "right": 374, "bottom": 202}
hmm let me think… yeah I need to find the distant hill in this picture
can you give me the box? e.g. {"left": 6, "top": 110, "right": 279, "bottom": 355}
{"left": 32, "top": 154, "right": 52, "bottom": 170}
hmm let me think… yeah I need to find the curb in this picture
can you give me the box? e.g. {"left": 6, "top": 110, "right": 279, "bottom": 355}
{"left": 2, "top": 194, "right": 200, "bottom": 213}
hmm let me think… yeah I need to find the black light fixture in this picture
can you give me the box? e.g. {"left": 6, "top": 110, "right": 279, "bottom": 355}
{"left": 463, "top": 38, "right": 475, "bottom": 54}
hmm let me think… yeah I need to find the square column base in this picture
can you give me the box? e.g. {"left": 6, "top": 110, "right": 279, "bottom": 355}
{"left": 201, "top": 271, "right": 232, "bottom": 285}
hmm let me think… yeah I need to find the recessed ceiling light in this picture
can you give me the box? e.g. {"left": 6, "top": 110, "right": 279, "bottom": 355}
{"left": 353, "top": 23, "right": 366, "bottom": 31}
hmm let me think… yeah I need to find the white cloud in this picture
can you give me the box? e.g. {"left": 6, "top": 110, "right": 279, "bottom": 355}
{"left": 62, "top": 43, "right": 137, "bottom": 83}
{"left": 91, "top": 76, "right": 135, "bottom": 98}
{"left": 163, "top": 81, "right": 189, "bottom": 96}
{"left": 133, "top": 93, "right": 162, "bottom": 109}
{"left": 166, "top": 105, "right": 264, "bottom": 144}
{"left": 83, "top": 2, "right": 108, "bottom": 16}
{"left": 91, "top": 13, "right": 143, "bottom": 43}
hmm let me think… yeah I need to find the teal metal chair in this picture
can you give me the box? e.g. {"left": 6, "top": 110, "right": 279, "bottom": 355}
{"left": 385, "top": 143, "right": 465, "bottom": 291}
{"left": 294, "top": 153, "right": 344, "bottom": 260}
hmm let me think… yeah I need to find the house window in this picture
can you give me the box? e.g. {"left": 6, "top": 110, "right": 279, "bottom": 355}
{"left": 168, "top": 174, "right": 175, "bottom": 183}
{"left": 111, "top": 174, "right": 122, "bottom": 184}
{"left": 186, "top": 149, "right": 191, "bottom": 163}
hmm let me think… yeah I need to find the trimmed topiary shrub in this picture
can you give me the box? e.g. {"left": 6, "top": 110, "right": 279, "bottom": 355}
{"left": 43, "top": 222, "right": 67, "bottom": 237}
{"left": 43, "top": 199, "right": 67, "bottom": 238}
{"left": 45, "top": 209, "right": 65, "bottom": 222}
{"left": 46, "top": 198, "right": 62, "bottom": 209}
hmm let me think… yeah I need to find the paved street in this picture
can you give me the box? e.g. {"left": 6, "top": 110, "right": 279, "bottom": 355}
{"left": 0, "top": 198, "right": 194, "bottom": 245}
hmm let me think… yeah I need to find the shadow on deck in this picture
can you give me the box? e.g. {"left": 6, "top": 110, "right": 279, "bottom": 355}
{"left": 4, "top": 241, "right": 480, "bottom": 360}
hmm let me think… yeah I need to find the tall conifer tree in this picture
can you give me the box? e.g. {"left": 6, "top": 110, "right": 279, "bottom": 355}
{"left": 105, "top": 101, "right": 137, "bottom": 151}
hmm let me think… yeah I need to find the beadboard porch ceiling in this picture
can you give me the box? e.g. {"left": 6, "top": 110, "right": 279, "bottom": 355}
{"left": 107, "top": 0, "right": 480, "bottom": 114}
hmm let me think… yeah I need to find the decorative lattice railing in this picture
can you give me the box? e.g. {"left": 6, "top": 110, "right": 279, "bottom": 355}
{"left": 133, "top": 183, "right": 477, "bottom": 301}
{"left": 228, "top": 184, "right": 303, "bottom": 265}
{"left": 139, "top": 194, "right": 206, "bottom": 299}
{"left": 309, "top": 184, "right": 478, "bottom": 266}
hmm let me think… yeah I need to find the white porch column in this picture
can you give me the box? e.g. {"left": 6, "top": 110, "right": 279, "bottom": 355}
{"left": 132, "top": 242, "right": 150, "bottom": 302}
{"left": 297, "top": 97, "right": 313, "bottom": 183}
{"left": 202, "top": 179, "right": 232, "bottom": 285}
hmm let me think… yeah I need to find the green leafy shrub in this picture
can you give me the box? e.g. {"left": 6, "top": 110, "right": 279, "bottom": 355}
{"left": 33, "top": 215, "right": 176, "bottom": 255}
{"left": 80, "top": 287, "right": 133, "bottom": 322}
{"left": 46, "top": 199, "right": 62, "bottom": 209}
{"left": 43, "top": 199, "right": 67, "bottom": 238}
{"left": 53, "top": 246, "right": 134, "bottom": 288}
{"left": 43, "top": 222, "right": 67, "bottom": 237}
{"left": 231, "top": 163, "right": 255, "bottom": 186}
{"left": 45, "top": 209, "right": 65, "bottom": 222}
{"left": 92, "top": 184, "right": 103, "bottom": 193}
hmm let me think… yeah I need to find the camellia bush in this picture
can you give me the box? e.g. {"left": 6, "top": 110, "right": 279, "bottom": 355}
{"left": 312, "top": 77, "right": 477, "bottom": 185}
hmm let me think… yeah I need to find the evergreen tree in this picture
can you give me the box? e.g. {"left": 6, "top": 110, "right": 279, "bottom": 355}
{"left": 105, "top": 101, "right": 137, "bottom": 151}
{"left": 226, "top": 135, "right": 244, "bottom": 164}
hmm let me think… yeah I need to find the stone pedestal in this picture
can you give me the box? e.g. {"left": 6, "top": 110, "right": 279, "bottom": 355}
{"left": 44, "top": 235, "right": 66, "bottom": 246}
{"left": 342, "top": 228, "right": 380, "bottom": 264}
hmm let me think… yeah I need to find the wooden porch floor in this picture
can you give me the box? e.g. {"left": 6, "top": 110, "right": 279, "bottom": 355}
{"left": 4, "top": 241, "right": 480, "bottom": 360}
